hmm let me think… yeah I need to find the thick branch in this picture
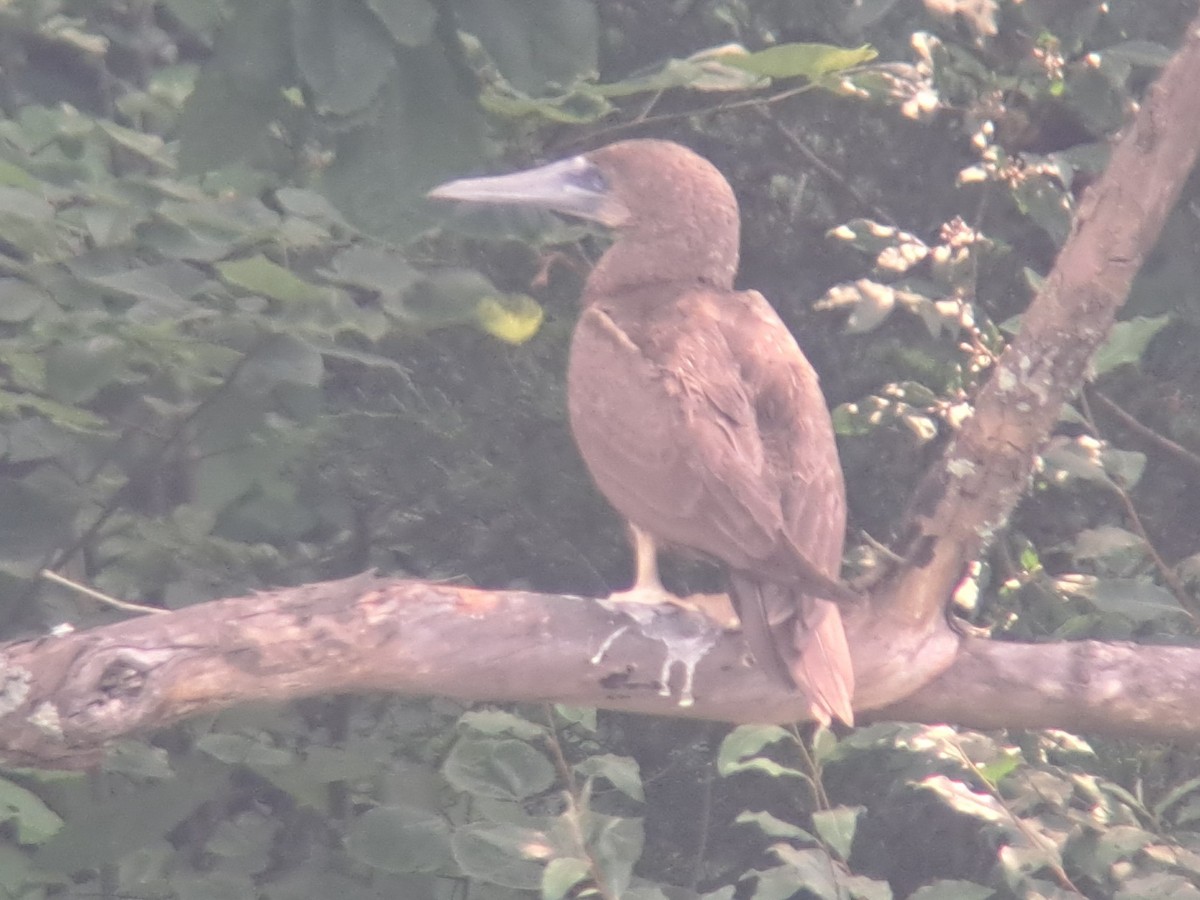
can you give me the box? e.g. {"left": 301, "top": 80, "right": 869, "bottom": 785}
{"left": 877, "top": 637, "right": 1200, "bottom": 739}
{"left": 873, "top": 17, "right": 1200, "bottom": 648}
{"left": 2, "top": 574, "right": 1197, "bottom": 769}
{"left": 0, "top": 575, "right": 848, "bottom": 768}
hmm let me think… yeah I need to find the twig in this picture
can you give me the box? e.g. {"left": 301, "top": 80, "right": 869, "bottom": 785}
{"left": 1088, "top": 387, "right": 1200, "bottom": 477}
{"left": 788, "top": 723, "right": 831, "bottom": 810}
{"left": 760, "top": 109, "right": 898, "bottom": 225}
{"left": 39, "top": 569, "right": 165, "bottom": 616}
{"left": 1078, "top": 393, "right": 1200, "bottom": 622}
{"left": 946, "top": 735, "right": 1081, "bottom": 894}
{"left": 540, "top": 705, "right": 619, "bottom": 900}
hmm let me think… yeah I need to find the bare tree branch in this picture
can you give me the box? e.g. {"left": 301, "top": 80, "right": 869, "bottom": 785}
{"left": 0, "top": 575, "right": 844, "bottom": 768}
{"left": 4, "top": 574, "right": 1199, "bottom": 770}
{"left": 877, "top": 636, "right": 1200, "bottom": 739}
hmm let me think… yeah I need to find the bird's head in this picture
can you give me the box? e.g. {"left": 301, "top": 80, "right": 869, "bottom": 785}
{"left": 429, "top": 139, "right": 740, "bottom": 291}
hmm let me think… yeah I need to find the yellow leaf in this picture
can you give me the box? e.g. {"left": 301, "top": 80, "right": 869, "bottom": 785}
{"left": 475, "top": 294, "right": 544, "bottom": 345}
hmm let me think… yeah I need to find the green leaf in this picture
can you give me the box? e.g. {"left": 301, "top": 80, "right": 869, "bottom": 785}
{"left": 103, "top": 741, "right": 175, "bottom": 780}
{"left": 33, "top": 764, "right": 231, "bottom": 872}
{"left": 582, "top": 812, "right": 643, "bottom": 896}
{"left": 759, "top": 849, "right": 839, "bottom": 900}
{"left": 458, "top": 709, "right": 548, "bottom": 739}
{"left": 0, "top": 186, "right": 58, "bottom": 257}
{"left": 0, "top": 158, "right": 38, "bottom": 189}
{"left": 320, "top": 245, "right": 421, "bottom": 294}
{"left": 975, "top": 750, "right": 1021, "bottom": 785}
{"left": 177, "top": 0, "right": 292, "bottom": 172}
{"left": 575, "top": 754, "right": 643, "bottom": 802}
{"left": 458, "top": 0, "right": 599, "bottom": 96}
{"left": 396, "top": 269, "right": 498, "bottom": 328}
{"left": 1040, "top": 439, "right": 1114, "bottom": 487}
{"left": 716, "top": 724, "right": 793, "bottom": 775}
{"left": 0, "top": 778, "right": 63, "bottom": 845}
{"left": 1100, "top": 447, "right": 1146, "bottom": 488}
{"left": 320, "top": 47, "right": 485, "bottom": 240}
{"left": 917, "top": 775, "right": 1005, "bottom": 823}
{"left": 196, "top": 733, "right": 296, "bottom": 767}
{"left": 1091, "top": 315, "right": 1168, "bottom": 376}
{"left": 0, "top": 843, "right": 37, "bottom": 895}
{"left": 345, "top": 804, "right": 452, "bottom": 874}
{"left": 734, "top": 810, "right": 814, "bottom": 840}
{"left": 148, "top": 197, "right": 282, "bottom": 261}
{"left": 1054, "top": 575, "right": 1183, "bottom": 623}
{"left": 1098, "top": 40, "right": 1173, "bottom": 68}
{"left": 442, "top": 736, "right": 556, "bottom": 801}
{"left": 0, "top": 477, "right": 77, "bottom": 563}
{"left": 0, "top": 278, "right": 48, "bottom": 322}
{"left": 542, "top": 857, "right": 590, "bottom": 900}
{"left": 908, "top": 881, "right": 993, "bottom": 900}
{"left": 723, "top": 42, "right": 877, "bottom": 80}
{"left": 1072, "top": 525, "right": 1146, "bottom": 570}
{"left": 1152, "top": 775, "right": 1200, "bottom": 821}
{"left": 594, "top": 52, "right": 762, "bottom": 97}
{"left": 451, "top": 822, "right": 549, "bottom": 889}
{"left": 480, "top": 85, "right": 612, "bottom": 124}
{"left": 238, "top": 333, "right": 326, "bottom": 392}
{"left": 217, "top": 255, "right": 327, "bottom": 304}
{"left": 95, "top": 120, "right": 173, "bottom": 169}
{"left": 290, "top": 0, "right": 397, "bottom": 116}
{"left": 43, "top": 335, "right": 128, "bottom": 403}
{"left": 1011, "top": 174, "right": 1072, "bottom": 245}
{"left": 85, "top": 260, "right": 210, "bottom": 310}
{"left": 554, "top": 706, "right": 596, "bottom": 731}
{"left": 811, "top": 805, "right": 863, "bottom": 862}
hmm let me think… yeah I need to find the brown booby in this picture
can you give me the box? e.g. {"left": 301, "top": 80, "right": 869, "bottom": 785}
{"left": 430, "top": 139, "right": 855, "bottom": 724}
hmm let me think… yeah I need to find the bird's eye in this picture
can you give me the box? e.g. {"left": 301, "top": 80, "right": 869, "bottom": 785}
{"left": 567, "top": 161, "right": 609, "bottom": 194}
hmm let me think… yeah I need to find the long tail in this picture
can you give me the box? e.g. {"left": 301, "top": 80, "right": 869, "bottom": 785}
{"left": 791, "top": 594, "right": 854, "bottom": 726}
{"left": 728, "top": 574, "right": 854, "bottom": 726}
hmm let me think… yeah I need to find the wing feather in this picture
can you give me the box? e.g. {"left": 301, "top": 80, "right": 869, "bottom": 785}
{"left": 567, "top": 285, "right": 855, "bottom": 720}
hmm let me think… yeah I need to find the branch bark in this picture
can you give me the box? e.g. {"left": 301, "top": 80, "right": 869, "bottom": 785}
{"left": 4, "top": 574, "right": 1199, "bottom": 770}
{"left": 4, "top": 15, "right": 1200, "bottom": 770}
{"left": 877, "top": 636, "right": 1200, "bottom": 739}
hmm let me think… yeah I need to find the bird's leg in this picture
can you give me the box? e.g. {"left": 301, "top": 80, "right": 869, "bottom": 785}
{"left": 590, "top": 523, "right": 724, "bottom": 707}
{"left": 606, "top": 523, "right": 675, "bottom": 606}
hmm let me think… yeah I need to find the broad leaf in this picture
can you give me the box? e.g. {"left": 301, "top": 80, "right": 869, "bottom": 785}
{"left": 345, "top": 804, "right": 452, "bottom": 874}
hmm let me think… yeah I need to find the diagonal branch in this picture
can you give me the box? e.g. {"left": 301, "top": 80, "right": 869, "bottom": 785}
{"left": 848, "top": 12, "right": 1200, "bottom": 707}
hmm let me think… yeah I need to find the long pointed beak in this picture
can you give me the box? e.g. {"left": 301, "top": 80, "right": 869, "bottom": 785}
{"left": 428, "top": 155, "right": 630, "bottom": 228}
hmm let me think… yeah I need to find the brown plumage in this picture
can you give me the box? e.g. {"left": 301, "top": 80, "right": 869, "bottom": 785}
{"left": 430, "top": 139, "right": 855, "bottom": 724}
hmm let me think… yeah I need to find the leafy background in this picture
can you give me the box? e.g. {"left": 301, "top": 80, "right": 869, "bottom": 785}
{"left": 1, "top": 0, "right": 1199, "bottom": 898}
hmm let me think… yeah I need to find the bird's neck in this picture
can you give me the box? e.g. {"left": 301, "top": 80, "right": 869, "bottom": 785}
{"left": 585, "top": 227, "right": 739, "bottom": 298}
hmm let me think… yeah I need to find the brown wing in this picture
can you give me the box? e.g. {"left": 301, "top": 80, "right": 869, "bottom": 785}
{"left": 567, "top": 285, "right": 847, "bottom": 590}
{"left": 567, "top": 285, "right": 853, "bottom": 719}
{"left": 710, "top": 291, "right": 854, "bottom": 721}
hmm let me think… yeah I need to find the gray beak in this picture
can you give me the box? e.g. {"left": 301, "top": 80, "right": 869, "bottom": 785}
{"left": 428, "top": 155, "right": 629, "bottom": 227}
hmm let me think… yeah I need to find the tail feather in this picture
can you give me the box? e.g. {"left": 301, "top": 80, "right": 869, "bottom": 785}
{"left": 791, "top": 596, "right": 854, "bottom": 726}
{"left": 728, "top": 573, "right": 796, "bottom": 689}
{"left": 728, "top": 573, "right": 854, "bottom": 726}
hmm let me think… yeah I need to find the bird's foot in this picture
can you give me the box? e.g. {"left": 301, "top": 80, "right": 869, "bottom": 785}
{"left": 604, "top": 583, "right": 680, "bottom": 607}
{"left": 593, "top": 590, "right": 726, "bottom": 708}
{"left": 603, "top": 587, "right": 739, "bottom": 630}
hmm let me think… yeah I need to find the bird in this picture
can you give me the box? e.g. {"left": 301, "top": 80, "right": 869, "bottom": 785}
{"left": 429, "top": 139, "right": 855, "bottom": 725}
